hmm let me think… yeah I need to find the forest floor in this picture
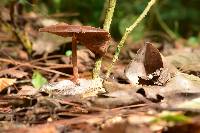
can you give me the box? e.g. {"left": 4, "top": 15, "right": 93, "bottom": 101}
{"left": 1, "top": 6, "right": 200, "bottom": 133}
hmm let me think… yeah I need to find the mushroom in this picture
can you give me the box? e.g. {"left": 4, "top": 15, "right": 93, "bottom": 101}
{"left": 39, "top": 23, "right": 110, "bottom": 83}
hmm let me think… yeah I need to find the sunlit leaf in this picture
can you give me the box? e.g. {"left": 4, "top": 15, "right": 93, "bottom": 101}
{"left": 187, "top": 36, "right": 199, "bottom": 47}
{"left": 65, "top": 50, "right": 72, "bottom": 57}
{"left": 18, "top": 0, "right": 27, "bottom": 5}
{"left": 153, "top": 111, "right": 190, "bottom": 123}
{"left": 31, "top": 71, "right": 48, "bottom": 89}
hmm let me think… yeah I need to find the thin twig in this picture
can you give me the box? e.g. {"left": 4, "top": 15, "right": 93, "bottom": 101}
{"left": 30, "top": 55, "right": 66, "bottom": 63}
{"left": 33, "top": 62, "right": 72, "bottom": 68}
{"left": 0, "top": 58, "right": 72, "bottom": 77}
{"left": 106, "top": 0, "right": 157, "bottom": 78}
{"left": 155, "top": 6, "right": 177, "bottom": 39}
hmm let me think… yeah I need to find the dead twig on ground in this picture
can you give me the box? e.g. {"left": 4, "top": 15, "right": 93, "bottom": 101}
{"left": 0, "top": 58, "right": 72, "bottom": 77}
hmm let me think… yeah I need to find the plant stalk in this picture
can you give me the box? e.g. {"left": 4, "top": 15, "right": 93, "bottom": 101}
{"left": 155, "top": 6, "right": 177, "bottom": 39}
{"left": 93, "top": 0, "right": 116, "bottom": 79}
{"left": 106, "top": 0, "right": 157, "bottom": 78}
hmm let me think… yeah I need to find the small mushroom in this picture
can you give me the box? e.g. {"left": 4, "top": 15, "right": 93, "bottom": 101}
{"left": 39, "top": 23, "right": 110, "bottom": 83}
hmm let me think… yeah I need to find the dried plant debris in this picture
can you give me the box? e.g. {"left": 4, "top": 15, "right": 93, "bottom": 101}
{"left": 89, "top": 90, "right": 147, "bottom": 108}
{"left": 166, "top": 51, "right": 200, "bottom": 69}
{"left": 123, "top": 42, "right": 200, "bottom": 108}
{"left": 39, "top": 23, "right": 111, "bottom": 56}
{"left": 134, "top": 72, "right": 200, "bottom": 108}
{"left": 87, "top": 45, "right": 200, "bottom": 109}
{"left": 17, "top": 85, "right": 39, "bottom": 96}
{"left": 77, "top": 49, "right": 95, "bottom": 72}
{"left": 101, "top": 111, "right": 191, "bottom": 133}
{"left": 125, "top": 42, "right": 177, "bottom": 85}
{"left": 166, "top": 51, "right": 200, "bottom": 76}
{"left": 40, "top": 78, "right": 105, "bottom": 98}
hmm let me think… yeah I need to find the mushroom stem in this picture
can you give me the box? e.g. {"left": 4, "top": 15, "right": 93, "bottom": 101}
{"left": 72, "top": 34, "right": 79, "bottom": 83}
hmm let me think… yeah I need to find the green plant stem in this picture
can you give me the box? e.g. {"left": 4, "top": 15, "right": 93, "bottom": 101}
{"left": 106, "top": 0, "right": 157, "bottom": 78}
{"left": 103, "top": 0, "right": 116, "bottom": 31}
{"left": 155, "top": 7, "right": 177, "bottom": 39}
{"left": 93, "top": 58, "right": 102, "bottom": 79}
{"left": 93, "top": 0, "right": 116, "bottom": 79}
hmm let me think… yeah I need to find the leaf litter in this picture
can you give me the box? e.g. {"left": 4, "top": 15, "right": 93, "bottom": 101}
{"left": 1, "top": 8, "right": 200, "bottom": 132}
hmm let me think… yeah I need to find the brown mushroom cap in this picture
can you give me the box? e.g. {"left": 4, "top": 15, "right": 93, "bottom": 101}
{"left": 39, "top": 23, "right": 111, "bottom": 56}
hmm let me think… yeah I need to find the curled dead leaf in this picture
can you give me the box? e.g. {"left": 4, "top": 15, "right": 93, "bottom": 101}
{"left": 125, "top": 42, "right": 177, "bottom": 85}
{"left": 0, "top": 78, "right": 16, "bottom": 92}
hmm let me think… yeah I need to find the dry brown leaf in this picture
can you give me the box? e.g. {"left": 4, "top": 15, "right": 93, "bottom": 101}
{"left": 0, "top": 78, "right": 16, "bottom": 92}
{"left": 33, "top": 32, "right": 69, "bottom": 55}
{"left": 0, "top": 33, "right": 15, "bottom": 41}
{"left": 90, "top": 90, "right": 146, "bottom": 108}
{"left": 166, "top": 52, "right": 200, "bottom": 68}
{"left": 166, "top": 51, "right": 200, "bottom": 76}
{"left": 17, "top": 85, "right": 38, "bottom": 96}
{"left": 180, "top": 64, "right": 200, "bottom": 73}
{"left": 0, "top": 69, "right": 28, "bottom": 78}
{"left": 77, "top": 49, "right": 95, "bottom": 72}
{"left": 136, "top": 72, "right": 200, "bottom": 106}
